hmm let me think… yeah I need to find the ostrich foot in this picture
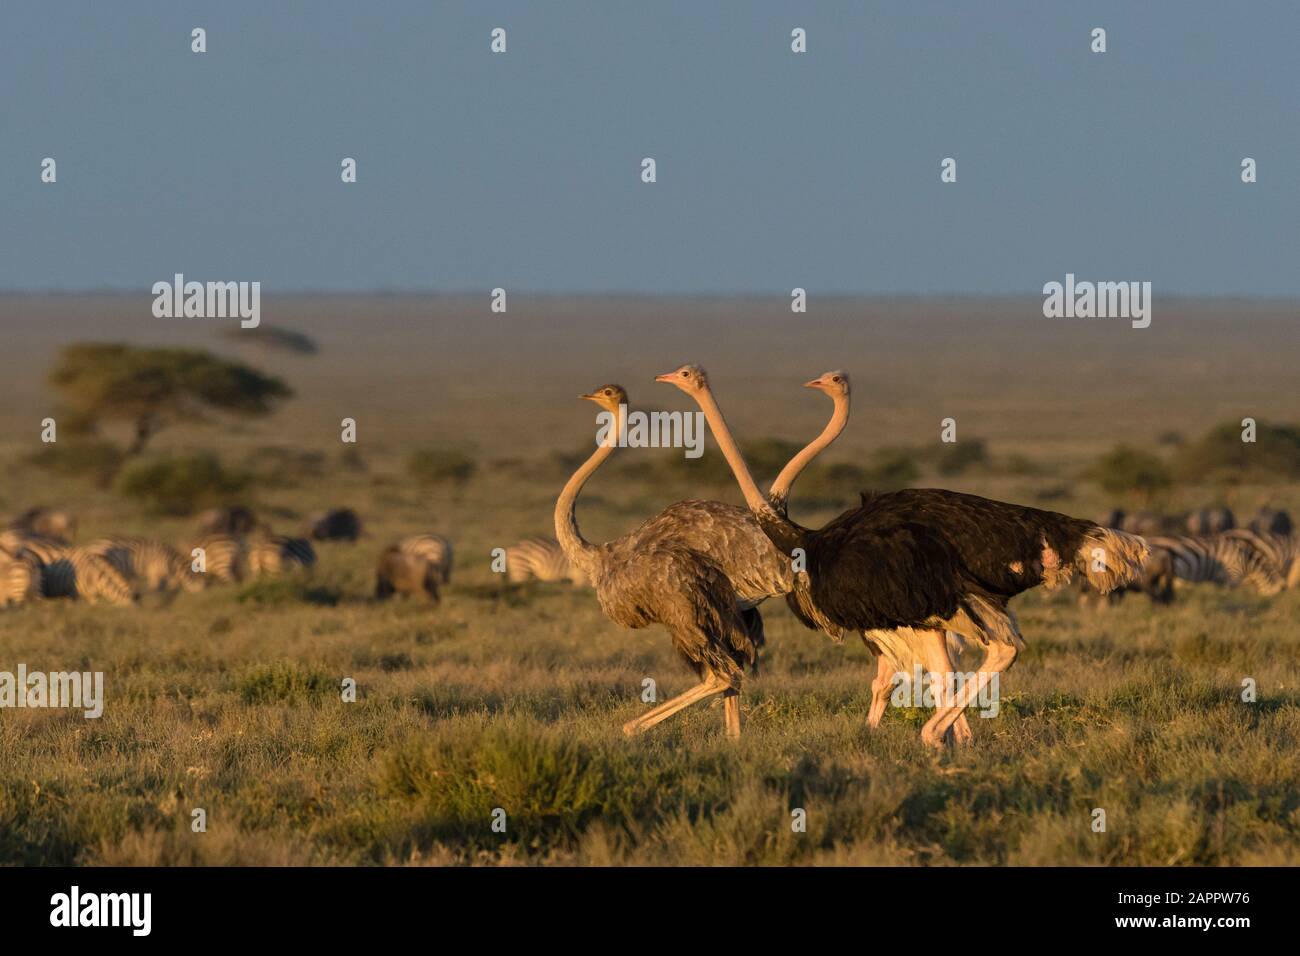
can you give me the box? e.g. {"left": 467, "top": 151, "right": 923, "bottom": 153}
{"left": 622, "top": 675, "right": 731, "bottom": 736}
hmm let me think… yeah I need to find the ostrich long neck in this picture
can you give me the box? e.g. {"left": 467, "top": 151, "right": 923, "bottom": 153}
{"left": 554, "top": 405, "right": 623, "bottom": 575}
{"left": 694, "top": 387, "right": 803, "bottom": 550}
{"left": 767, "top": 391, "right": 849, "bottom": 514}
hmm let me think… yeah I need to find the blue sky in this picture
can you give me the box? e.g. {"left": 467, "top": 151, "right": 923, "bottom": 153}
{"left": 1, "top": 1, "right": 1296, "bottom": 295}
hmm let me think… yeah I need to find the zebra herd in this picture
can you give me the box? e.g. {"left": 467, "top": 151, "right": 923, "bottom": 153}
{"left": 0, "top": 506, "right": 456, "bottom": 608}
{"left": 1083, "top": 506, "right": 1300, "bottom": 604}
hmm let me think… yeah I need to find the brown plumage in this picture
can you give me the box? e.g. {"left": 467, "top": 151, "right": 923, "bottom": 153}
{"left": 555, "top": 385, "right": 755, "bottom": 738}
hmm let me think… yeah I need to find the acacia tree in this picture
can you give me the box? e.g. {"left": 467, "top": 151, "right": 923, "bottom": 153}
{"left": 49, "top": 343, "right": 292, "bottom": 454}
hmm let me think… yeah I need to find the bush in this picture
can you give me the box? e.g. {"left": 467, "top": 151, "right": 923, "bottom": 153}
{"left": 1087, "top": 445, "right": 1171, "bottom": 499}
{"left": 240, "top": 446, "right": 327, "bottom": 489}
{"left": 237, "top": 662, "right": 336, "bottom": 704}
{"left": 1174, "top": 421, "right": 1300, "bottom": 484}
{"left": 25, "top": 440, "right": 125, "bottom": 487}
{"left": 114, "top": 453, "right": 247, "bottom": 515}
{"left": 407, "top": 448, "right": 476, "bottom": 486}
{"left": 862, "top": 448, "right": 921, "bottom": 491}
{"left": 935, "top": 440, "right": 988, "bottom": 477}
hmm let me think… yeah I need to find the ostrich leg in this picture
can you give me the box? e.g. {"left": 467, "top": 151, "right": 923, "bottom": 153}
{"left": 722, "top": 689, "right": 741, "bottom": 738}
{"left": 917, "top": 629, "right": 974, "bottom": 745}
{"left": 866, "top": 655, "right": 894, "bottom": 728}
{"left": 623, "top": 674, "right": 734, "bottom": 736}
{"left": 921, "top": 640, "right": 1017, "bottom": 748}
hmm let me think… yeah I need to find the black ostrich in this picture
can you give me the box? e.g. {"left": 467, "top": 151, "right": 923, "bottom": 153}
{"left": 657, "top": 365, "right": 1150, "bottom": 747}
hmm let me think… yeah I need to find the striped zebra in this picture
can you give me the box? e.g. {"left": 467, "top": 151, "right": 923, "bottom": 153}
{"left": 247, "top": 533, "right": 317, "bottom": 577}
{"left": 188, "top": 533, "right": 249, "bottom": 584}
{"left": 398, "top": 534, "right": 453, "bottom": 585}
{"left": 39, "top": 549, "right": 137, "bottom": 606}
{"left": 84, "top": 537, "right": 203, "bottom": 594}
{"left": 1146, "top": 534, "right": 1284, "bottom": 596}
{"left": 504, "top": 536, "right": 587, "bottom": 586}
{"left": 0, "top": 530, "right": 67, "bottom": 565}
{"left": 0, "top": 547, "right": 41, "bottom": 606}
{"left": 1223, "top": 529, "right": 1300, "bottom": 591}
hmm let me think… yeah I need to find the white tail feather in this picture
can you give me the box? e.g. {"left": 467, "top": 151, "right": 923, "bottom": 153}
{"left": 1077, "top": 528, "right": 1150, "bottom": 593}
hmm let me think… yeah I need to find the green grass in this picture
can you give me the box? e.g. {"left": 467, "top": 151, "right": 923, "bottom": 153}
{"left": 3, "top": 541, "right": 1298, "bottom": 865}
{"left": 2, "top": 296, "right": 1299, "bottom": 865}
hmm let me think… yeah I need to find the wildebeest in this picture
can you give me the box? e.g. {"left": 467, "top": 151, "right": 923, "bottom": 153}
{"left": 307, "top": 508, "right": 362, "bottom": 542}
{"left": 7, "top": 507, "right": 77, "bottom": 543}
{"left": 375, "top": 546, "right": 439, "bottom": 602}
{"left": 1249, "top": 507, "right": 1293, "bottom": 536}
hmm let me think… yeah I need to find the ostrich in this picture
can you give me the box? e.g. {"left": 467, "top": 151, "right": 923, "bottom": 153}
{"left": 555, "top": 384, "right": 756, "bottom": 737}
{"left": 768, "top": 371, "right": 975, "bottom": 742}
{"left": 559, "top": 378, "right": 971, "bottom": 738}
{"left": 656, "top": 365, "right": 1149, "bottom": 747}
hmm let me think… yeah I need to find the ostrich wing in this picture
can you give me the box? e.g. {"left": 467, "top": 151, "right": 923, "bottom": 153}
{"left": 802, "top": 512, "right": 969, "bottom": 632}
{"left": 623, "top": 499, "right": 794, "bottom": 606}
{"left": 594, "top": 542, "right": 757, "bottom": 681}
{"left": 857, "top": 489, "right": 1095, "bottom": 597}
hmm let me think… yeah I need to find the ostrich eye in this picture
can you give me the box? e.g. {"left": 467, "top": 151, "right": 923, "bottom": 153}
{"left": 680, "top": 370, "right": 688, "bottom": 377}
{"left": 832, "top": 376, "right": 841, "bottom": 383}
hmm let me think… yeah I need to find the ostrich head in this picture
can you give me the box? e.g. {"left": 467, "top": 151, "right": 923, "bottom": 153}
{"left": 653, "top": 364, "right": 709, "bottom": 396}
{"left": 803, "top": 370, "right": 849, "bottom": 397}
{"left": 580, "top": 384, "right": 627, "bottom": 414}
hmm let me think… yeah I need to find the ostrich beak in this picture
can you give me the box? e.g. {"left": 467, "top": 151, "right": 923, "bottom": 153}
{"left": 803, "top": 378, "right": 824, "bottom": 389}
{"left": 579, "top": 391, "right": 597, "bottom": 401}
{"left": 653, "top": 373, "right": 675, "bottom": 384}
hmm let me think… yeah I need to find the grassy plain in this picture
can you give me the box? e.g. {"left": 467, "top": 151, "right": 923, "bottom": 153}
{"left": 1, "top": 295, "right": 1297, "bottom": 865}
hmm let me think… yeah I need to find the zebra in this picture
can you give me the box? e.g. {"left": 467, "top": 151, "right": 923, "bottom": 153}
{"left": 398, "top": 534, "right": 453, "bottom": 585}
{"left": 1223, "top": 529, "right": 1300, "bottom": 591}
{"left": 1146, "top": 534, "right": 1283, "bottom": 596}
{"left": 38, "top": 549, "right": 138, "bottom": 606}
{"left": 0, "top": 530, "right": 68, "bottom": 566}
{"left": 1186, "top": 507, "right": 1235, "bottom": 536}
{"left": 83, "top": 537, "right": 203, "bottom": 594}
{"left": 0, "top": 546, "right": 41, "bottom": 606}
{"left": 188, "top": 533, "right": 249, "bottom": 584}
{"left": 504, "top": 536, "right": 587, "bottom": 586}
{"left": 246, "top": 533, "right": 317, "bottom": 577}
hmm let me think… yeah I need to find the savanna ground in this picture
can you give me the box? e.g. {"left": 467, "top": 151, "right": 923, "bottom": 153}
{"left": 1, "top": 295, "right": 1298, "bottom": 865}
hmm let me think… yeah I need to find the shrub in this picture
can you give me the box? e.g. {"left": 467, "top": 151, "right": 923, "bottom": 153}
{"left": 240, "top": 446, "right": 326, "bottom": 488}
{"left": 25, "top": 440, "right": 125, "bottom": 487}
{"left": 1087, "top": 445, "right": 1171, "bottom": 500}
{"left": 1173, "top": 421, "right": 1300, "bottom": 484}
{"left": 114, "top": 453, "right": 247, "bottom": 515}
{"left": 862, "top": 448, "right": 921, "bottom": 491}
{"left": 935, "top": 440, "right": 988, "bottom": 477}
{"left": 407, "top": 448, "right": 476, "bottom": 486}
{"left": 237, "top": 662, "right": 336, "bottom": 704}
